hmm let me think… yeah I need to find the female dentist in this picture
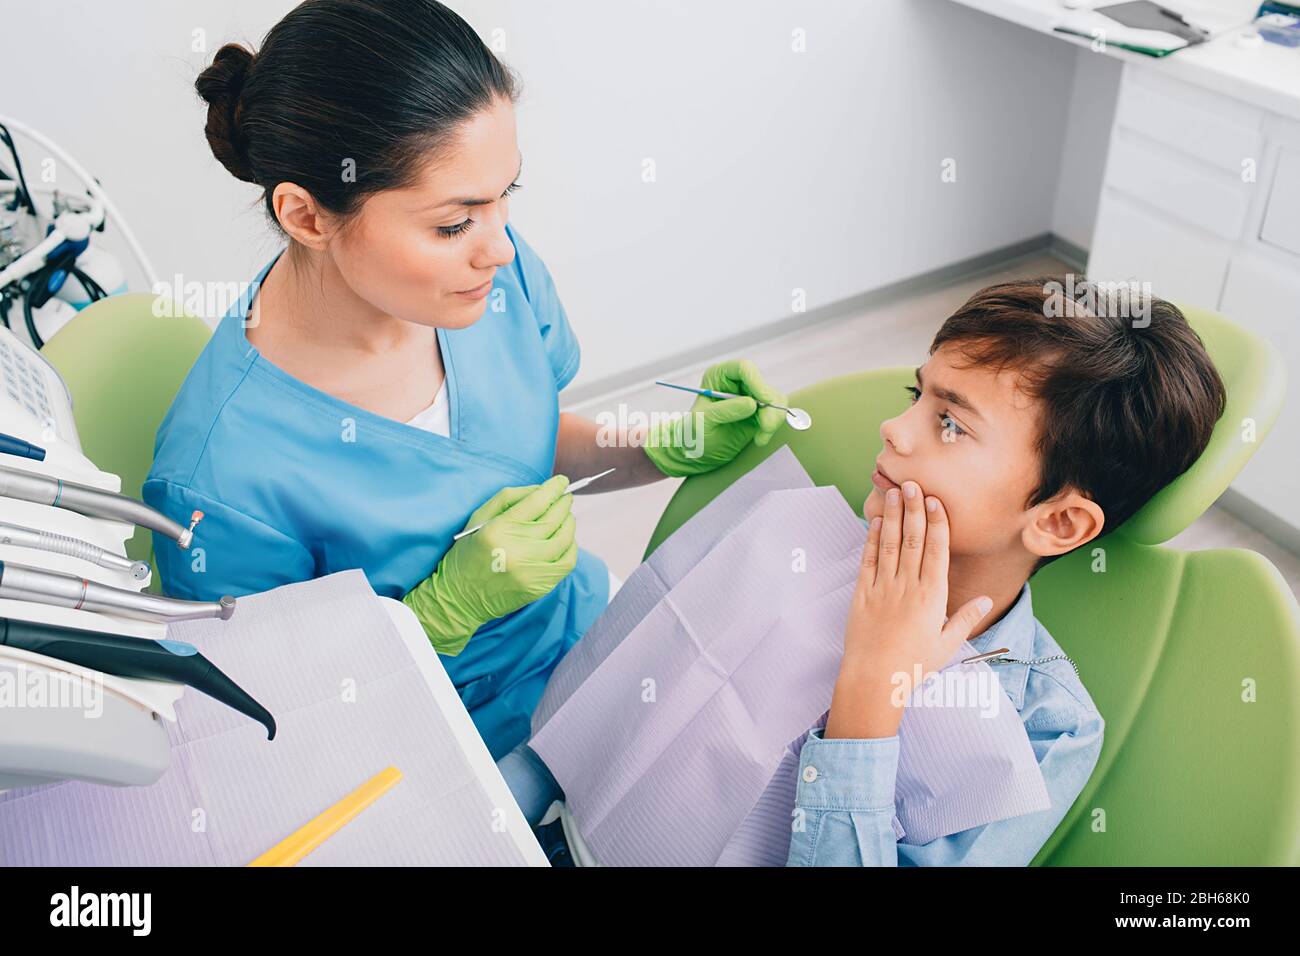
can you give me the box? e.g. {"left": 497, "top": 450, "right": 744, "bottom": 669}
{"left": 144, "top": 0, "right": 790, "bottom": 760}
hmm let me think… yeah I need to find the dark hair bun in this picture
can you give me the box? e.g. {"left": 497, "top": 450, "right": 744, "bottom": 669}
{"left": 196, "top": 43, "right": 256, "bottom": 183}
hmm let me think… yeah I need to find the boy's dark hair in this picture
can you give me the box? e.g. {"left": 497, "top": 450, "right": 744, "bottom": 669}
{"left": 930, "top": 276, "right": 1227, "bottom": 574}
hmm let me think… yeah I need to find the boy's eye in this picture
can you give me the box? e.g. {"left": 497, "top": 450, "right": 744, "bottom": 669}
{"left": 904, "top": 384, "right": 966, "bottom": 440}
{"left": 939, "top": 412, "right": 967, "bottom": 439}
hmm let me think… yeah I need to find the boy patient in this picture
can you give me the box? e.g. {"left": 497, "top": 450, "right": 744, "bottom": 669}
{"left": 501, "top": 276, "right": 1227, "bottom": 867}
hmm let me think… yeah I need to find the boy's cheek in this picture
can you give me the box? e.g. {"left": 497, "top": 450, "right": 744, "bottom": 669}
{"left": 861, "top": 484, "right": 990, "bottom": 556}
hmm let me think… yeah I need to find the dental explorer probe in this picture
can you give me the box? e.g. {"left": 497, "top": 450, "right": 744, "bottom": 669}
{"left": 0, "top": 464, "right": 201, "bottom": 548}
{"left": 0, "top": 560, "right": 235, "bottom": 623}
{"left": 653, "top": 380, "right": 813, "bottom": 431}
{"left": 0, "top": 519, "right": 151, "bottom": 580}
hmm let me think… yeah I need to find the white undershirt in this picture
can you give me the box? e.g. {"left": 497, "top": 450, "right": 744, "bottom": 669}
{"left": 404, "top": 379, "right": 450, "bottom": 436}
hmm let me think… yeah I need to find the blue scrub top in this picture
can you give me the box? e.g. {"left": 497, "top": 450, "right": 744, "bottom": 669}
{"left": 144, "top": 224, "right": 610, "bottom": 759}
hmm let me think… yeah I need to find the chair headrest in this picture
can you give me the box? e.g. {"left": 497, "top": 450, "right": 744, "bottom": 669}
{"left": 1117, "top": 305, "right": 1285, "bottom": 545}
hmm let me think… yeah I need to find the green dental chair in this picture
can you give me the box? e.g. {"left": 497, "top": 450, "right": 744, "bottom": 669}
{"left": 645, "top": 305, "right": 1298, "bottom": 866}
{"left": 40, "top": 294, "right": 211, "bottom": 586}
{"left": 42, "top": 294, "right": 1300, "bottom": 865}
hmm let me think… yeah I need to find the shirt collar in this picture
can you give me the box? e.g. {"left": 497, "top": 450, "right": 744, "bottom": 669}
{"left": 215, "top": 248, "right": 286, "bottom": 366}
{"left": 965, "top": 581, "right": 1037, "bottom": 711}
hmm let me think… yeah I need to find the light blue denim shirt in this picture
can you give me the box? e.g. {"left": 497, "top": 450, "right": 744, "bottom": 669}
{"left": 787, "top": 580, "right": 1104, "bottom": 866}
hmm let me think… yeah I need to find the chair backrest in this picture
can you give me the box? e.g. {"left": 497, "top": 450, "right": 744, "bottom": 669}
{"left": 644, "top": 306, "right": 1299, "bottom": 865}
{"left": 40, "top": 293, "right": 212, "bottom": 579}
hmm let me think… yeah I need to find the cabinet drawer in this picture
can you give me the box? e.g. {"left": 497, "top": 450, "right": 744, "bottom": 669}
{"left": 1115, "top": 67, "right": 1263, "bottom": 173}
{"left": 1104, "top": 133, "right": 1252, "bottom": 240}
{"left": 1088, "top": 191, "right": 1231, "bottom": 309}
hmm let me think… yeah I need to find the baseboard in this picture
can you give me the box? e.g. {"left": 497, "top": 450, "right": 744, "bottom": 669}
{"left": 1215, "top": 487, "right": 1300, "bottom": 557}
{"left": 561, "top": 232, "right": 1083, "bottom": 410}
{"left": 1047, "top": 234, "right": 1089, "bottom": 272}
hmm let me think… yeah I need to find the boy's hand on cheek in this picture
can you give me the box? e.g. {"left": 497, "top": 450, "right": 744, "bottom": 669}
{"left": 825, "top": 481, "right": 994, "bottom": 740}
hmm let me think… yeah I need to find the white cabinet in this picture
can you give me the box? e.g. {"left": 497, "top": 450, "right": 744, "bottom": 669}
{"left": 1088, "top": 191, "right": 1233, "bottom": 306}
{"left": 1089, "top": 64, "right": 1300, "bottom": 534}
{"left": 1218, "top": 252, "right": 1299, "bottom": 528}
{"left": 1261, "top": 148, "right": 1300, "bottom": 257}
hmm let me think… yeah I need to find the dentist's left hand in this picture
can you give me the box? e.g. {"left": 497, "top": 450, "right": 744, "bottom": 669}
{"left": 402, "top": 475, "right": 577, "bottom": 656}
{"left": 643, "top": 359, "right": 788, "bottom": 477}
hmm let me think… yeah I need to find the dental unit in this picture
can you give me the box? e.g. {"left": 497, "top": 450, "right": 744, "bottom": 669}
{"left": 0, "top": 615, "right": 275, "bottom": 740}
{"left": 0, "top": 559, "right": 235, "bottom": 622}
{"left": 0, "top": 464, "right": 202, "bottom": 549}
{"left": 0, "top": 518, "right": 151, "bottom": 579}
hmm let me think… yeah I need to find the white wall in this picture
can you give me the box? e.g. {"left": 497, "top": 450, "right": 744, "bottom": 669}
{"left": 3, "top": 0, "right": 295, "bottom": 298}
{"left": 3, "top": 0, "right": 1083, "bottom": 392}
{"left": 1051, "top": 45, "right": 1123, "bottom": 252}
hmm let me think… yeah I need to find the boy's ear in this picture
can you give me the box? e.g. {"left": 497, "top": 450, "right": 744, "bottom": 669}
{"left": 1021, "top": 490, "right": 1105, "bottom": 562}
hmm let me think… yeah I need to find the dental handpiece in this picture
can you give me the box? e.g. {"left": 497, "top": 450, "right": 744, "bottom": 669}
{"left": 0, "top": 464, "right": 199, "bottom": 549}
{"left": 0, "top": 559, "right": 235, "bottom": 623}
{"left": 0, "top": 615, "right": 275, "bottom": 739}
{"left": 0, "top": 519, "right": 151, "bottom": 580}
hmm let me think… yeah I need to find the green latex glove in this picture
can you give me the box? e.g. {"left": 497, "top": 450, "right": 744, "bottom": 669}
{"left": 402, "top": 475, "right": 577, "bottom": 656}
{"left": 643, "top": 359, "right": 789, "bottom": 477}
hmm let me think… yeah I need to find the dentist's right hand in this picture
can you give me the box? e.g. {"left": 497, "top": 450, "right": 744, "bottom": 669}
{"left": 402, "top": 475, "right": 577, "bottom": 656}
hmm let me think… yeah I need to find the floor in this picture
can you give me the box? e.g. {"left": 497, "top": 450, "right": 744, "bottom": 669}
{"left": 564, "top": 252, "right": 1300, "bottom": 598}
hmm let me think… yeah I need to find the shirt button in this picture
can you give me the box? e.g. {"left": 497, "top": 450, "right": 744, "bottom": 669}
{"left": 802, "top": 765, "right": 819, "bottom": 783}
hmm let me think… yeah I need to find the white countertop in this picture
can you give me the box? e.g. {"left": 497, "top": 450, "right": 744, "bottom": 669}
{"left": 949, "top": 0, "right": 1300, "bottom": 120}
